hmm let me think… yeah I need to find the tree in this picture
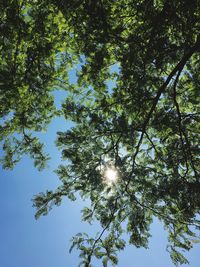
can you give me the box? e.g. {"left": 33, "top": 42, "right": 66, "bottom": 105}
{"left": 0, "top": 0, "right": 74, "bottom": 169}
{"left": 1, "top": 0, "right": 200, "bottom": 266}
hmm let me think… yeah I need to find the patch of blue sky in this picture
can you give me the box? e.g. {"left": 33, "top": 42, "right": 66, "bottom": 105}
{"left": 106, "top": 63, "right": 120, "bottom": 95}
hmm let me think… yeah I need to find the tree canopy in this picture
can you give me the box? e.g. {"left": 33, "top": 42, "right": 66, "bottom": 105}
{"left": 1, "top": 0, "right": 200, "bottom": 266}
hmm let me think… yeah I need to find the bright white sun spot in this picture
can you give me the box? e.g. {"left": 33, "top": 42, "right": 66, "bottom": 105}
{"left": 104, "top": 167, "right": 118, "bottom": 184}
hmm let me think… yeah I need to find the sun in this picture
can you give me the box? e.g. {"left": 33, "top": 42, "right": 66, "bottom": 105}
{"left": 104, "top": 167, "right": 118, "bottom": 184}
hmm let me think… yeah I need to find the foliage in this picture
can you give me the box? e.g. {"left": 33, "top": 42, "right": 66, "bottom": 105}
{"left": 1, "top": 0, "right": 200, "bottom": 266}
{"left": 0, "top": 0, "right": 77, "bottom": 169}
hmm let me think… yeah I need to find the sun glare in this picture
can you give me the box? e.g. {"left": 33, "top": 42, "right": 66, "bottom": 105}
{"left": 104, "top": 167, "right": 118, "bottom": 184}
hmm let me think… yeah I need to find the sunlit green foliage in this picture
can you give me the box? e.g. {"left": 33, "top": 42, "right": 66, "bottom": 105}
{"left": 1, "top": 0, "right": 200, "bottom": 266}
{"left": 0, "top": 0, "right": 76, "bottom": 169}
